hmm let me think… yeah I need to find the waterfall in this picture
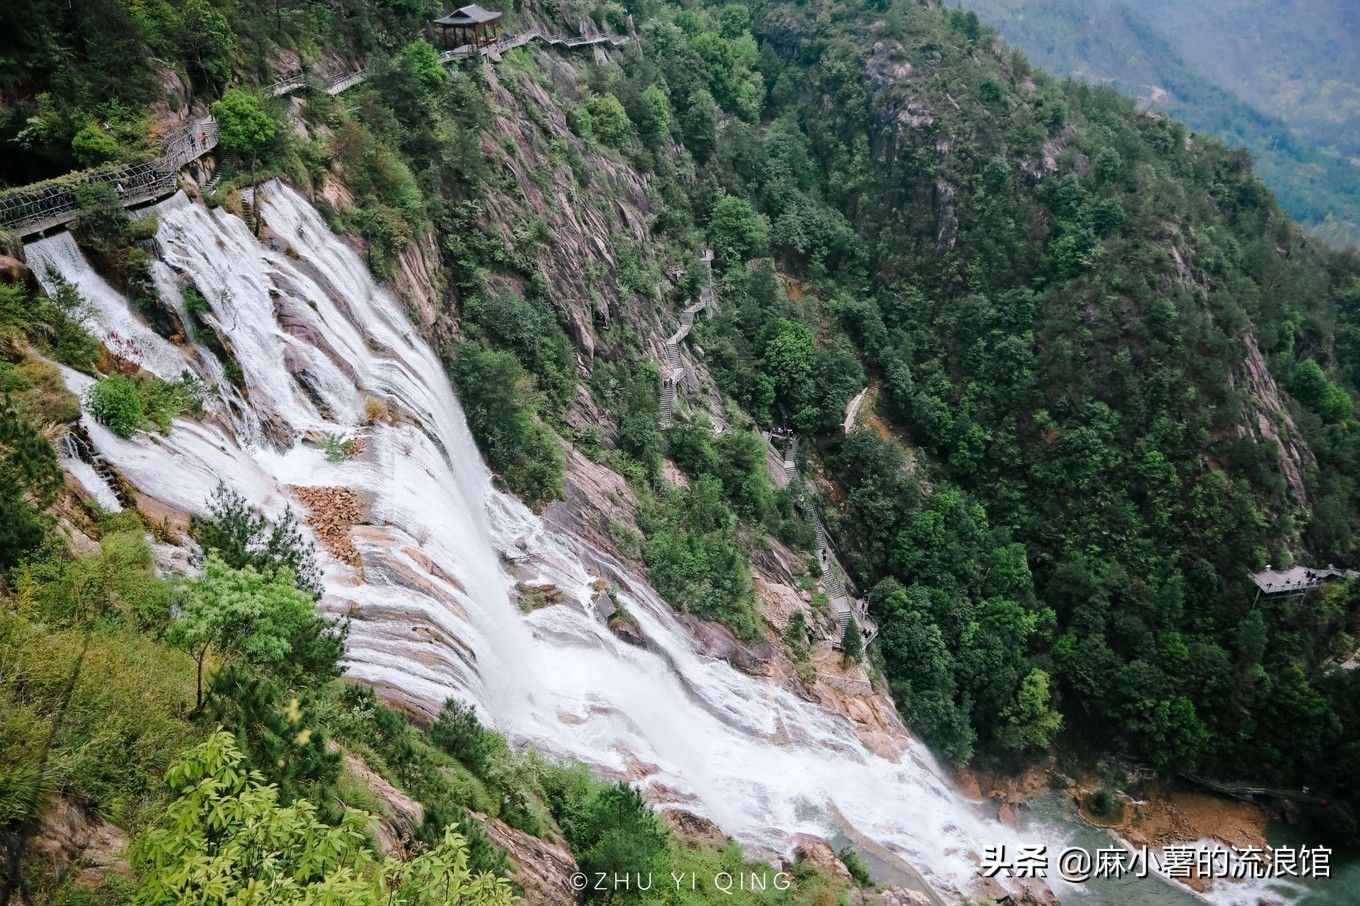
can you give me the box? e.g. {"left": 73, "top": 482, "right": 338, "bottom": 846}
{"left": 28, "top": 184, "right": 1055, "bottom": 901}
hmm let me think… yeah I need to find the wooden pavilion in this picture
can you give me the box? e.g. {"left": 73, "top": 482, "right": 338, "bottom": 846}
{"left": 433, "top": 5, "right": 503, "bottom": 49}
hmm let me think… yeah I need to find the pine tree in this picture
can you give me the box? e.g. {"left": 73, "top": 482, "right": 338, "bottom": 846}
{"left": 841, "top": 618, "right": 864, "bottom": 664}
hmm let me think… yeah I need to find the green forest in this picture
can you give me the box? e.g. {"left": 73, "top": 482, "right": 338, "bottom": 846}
{"left": 3, "top": 0, "right": 1360, "bottom": 900}
{"left": 954, "top": 0, "right": 1360, "bottom": 248}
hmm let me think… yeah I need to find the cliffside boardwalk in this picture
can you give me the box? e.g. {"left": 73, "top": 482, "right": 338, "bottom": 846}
{"left": 659, "top": 249, "right": 715, "bottom": 427}
{"left": 0, "top": 26, "right": 631, "bottom": 238}
{"left": 767, "top": 434, "right": 878, "bottom": 649}
{"left": 655, "top": 253, "right": 877, "bottom": 650}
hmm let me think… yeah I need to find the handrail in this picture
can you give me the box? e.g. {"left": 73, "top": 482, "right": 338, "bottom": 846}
{"left": 658, "top": 249, "right": 715, "bottom": 427}
{"left": 766, "top": 432, "right": 877, "bottom": 648}
{"left": 1, "top": 28, "right": 630, "bottom": 235}
{"left": 0, "top": 118, "right": 216, "bottom": 236}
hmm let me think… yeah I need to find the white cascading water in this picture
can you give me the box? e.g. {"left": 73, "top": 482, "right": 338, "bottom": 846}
{"left": 27, "top": 184, "right": 1126, "bottom": 903}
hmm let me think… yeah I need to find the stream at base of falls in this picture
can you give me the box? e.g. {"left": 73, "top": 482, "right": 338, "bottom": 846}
{"left": 24, "top": 184, "right": 1348, "bottom": 906}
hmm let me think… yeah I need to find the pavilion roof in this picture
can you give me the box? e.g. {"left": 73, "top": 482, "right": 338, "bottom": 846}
{"left": 434, "top": 4, "right": 502, "bottom": 25}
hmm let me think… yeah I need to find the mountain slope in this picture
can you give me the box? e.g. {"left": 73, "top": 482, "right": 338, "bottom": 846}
{"left": 4, "top": 0, "right": 1360, "bottom": 900}
{"left": 955, "top": 0, "right": 1360, "bottom": 247}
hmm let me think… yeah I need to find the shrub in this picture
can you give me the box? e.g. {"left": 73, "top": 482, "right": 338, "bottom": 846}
{"left": 86, "top": 375, "right": 146, "bottom": 437}
{"left": 591, "top": 359, "right": 662, "bottom": 477}
{"left": 211, "top": 89, "right": 279, "bottom": 170}
{"left": 641, "top": 478, "right": 759, "bottom": 639}
{"left": 710, "top": 195, "right": 769, "bottom": 267}
{"left": 142, "top": 372, "right": 204, "bottom": 430}
{"left": 0, "top": 398, "right": 63, "bottom": 572}
{"left": 567, "top": 103, "right": 594, "bottom": 140}
{"left": 131, "top": 732, "right": 516, "bottom": 906}
{"left": 838, "top": 846, "right": 872, "bottom": 886}
{"left": 586, "top": 94, "right": 633, "bottom": 148}
{"left": 0, "top": 280, "right": 99, "bottom": 372}
{"left": 73, "top": 183, "right": 133, "bottom": 258}
{"left": 450, "top": 342, "right": 564, "bottom": 507}
{"left": 1083, "top": 787, "right": 1125, "bottom": 823}
{"left": 0, "top": 610, "right": 200, "bottom": 830}
{"left": 205, "top": 666, "right": 342, "bottom": 807}
{"left": 166, "top": 553, "right": 340, "bottom": 711}
{"left": 462, "top": 290, "right": 575, "bottom": 414}
{"left": 71, "top": 123, "right": 121, "bottom": 167}
{"left": 85, "top": 372, "right": 202, "bottom": 438}
{"left": 322, "top": 433, "right": 362, "bottom": 462}
{"left": 546, "top": 775, "right": 667, "bottom": 903}
{"left": 15, "top": 523, "right": 172, "bottom": 629}
{"left": 841, "top": 618, "right": 864, "bottom": 664}
{"left": 637, "top": 83, "right": 672, "bottom": 148}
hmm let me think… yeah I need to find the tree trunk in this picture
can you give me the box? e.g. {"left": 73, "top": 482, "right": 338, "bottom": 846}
{"left": 194, "top": 644, "right": 208, "bottom": 713}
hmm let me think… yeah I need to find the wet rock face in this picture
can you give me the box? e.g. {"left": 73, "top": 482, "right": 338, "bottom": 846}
{"left": 607, "top": 603, "right": 646, "bottom": 647}
{"left": 675, "top": 613, "right": 774, "bottom": 675}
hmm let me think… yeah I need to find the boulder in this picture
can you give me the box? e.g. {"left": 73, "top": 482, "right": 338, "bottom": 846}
{"left": 31, "top": 796, "right": 130, "bottom": 888}
{"left": 0, "top": 255, "right": 28, "bottom": 283}
{"left": 608, "top": 605, "right": 646, "bottom": 647}
{"left": 788, "top": 835, "right": 853, "bottom": 883}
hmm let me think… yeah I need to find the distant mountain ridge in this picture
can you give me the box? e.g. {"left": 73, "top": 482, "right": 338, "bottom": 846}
{"left": 956, "top": 0, "right": 1360, "bottom": 248}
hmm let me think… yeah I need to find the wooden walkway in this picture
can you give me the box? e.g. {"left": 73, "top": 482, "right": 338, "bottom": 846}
{"left": 0, "top": 119, "right": 218, "bottom": 238}
{"left": 659, "top": 249, "right": 714, "bottom": 427}
{"left": 767, "top": 433, "right": 878, "bottom": 648}
{"left": 651, "top": 252, "right": 876, "bottom": 649}
{"left": 1, "top": 27, "right": 631, "bottom": 237}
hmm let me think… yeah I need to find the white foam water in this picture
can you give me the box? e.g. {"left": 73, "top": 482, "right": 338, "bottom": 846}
{"left": 28, "top": 184, "right": 1098, "bottom": 902}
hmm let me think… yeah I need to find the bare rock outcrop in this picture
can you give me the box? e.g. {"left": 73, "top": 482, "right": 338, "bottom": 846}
{"left": 0, "top": 254, "right": 27, "bottom": 283}
{"left": 31, "top": 796, "right": 130, "bottom": 888}
{"left": 1229, "top": 332, "right": 1313, "bottom": 506}
{"left": 663, "top": 809, "right": 729, "bottom": 849}
{"left": 341, "top": 751, "right": 426, "bottom": 857}
{"left": 789, "top": 836, "right": 854, "bottom": 884}
{"left": 545, "top": 445, "right": 642, "bottom": 565}
{"left": 471, "top": 811, "right": 579, "bottom": 906}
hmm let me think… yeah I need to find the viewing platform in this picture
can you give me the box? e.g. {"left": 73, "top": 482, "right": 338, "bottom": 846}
{"left": 1249, "top": 564, "right": 1357, "bottom": 600}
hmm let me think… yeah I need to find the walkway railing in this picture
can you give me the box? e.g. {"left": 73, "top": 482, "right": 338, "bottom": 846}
{"left": 658, "top": 249, "right": 714, "bottom": 427}
{"left": 766, "top": 432, "right": 878, "bottom": 649}
{"left": 438, "top": 27, "right": 630, "bottom": 63}
{"left": 0, "top": 118, "right": 216, "bottom": 237}
{"left": 1, "top": 28, "right": 629, "bottom": 236}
